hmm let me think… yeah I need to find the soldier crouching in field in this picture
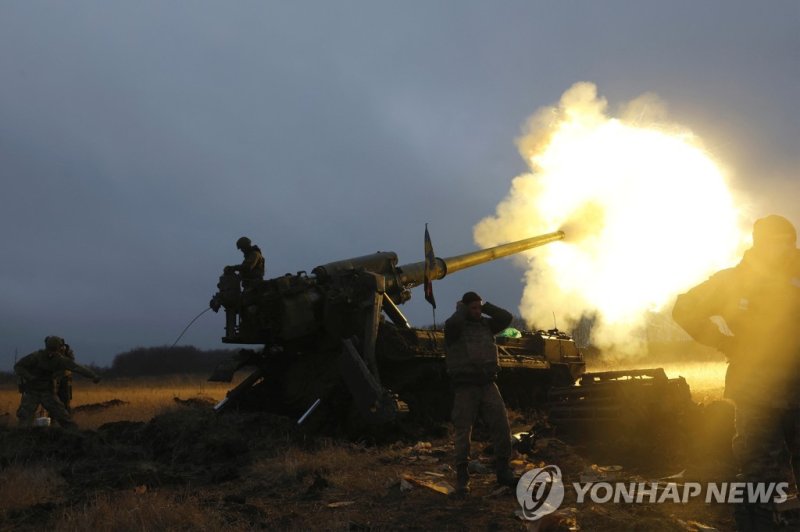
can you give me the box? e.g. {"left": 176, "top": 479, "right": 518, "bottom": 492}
{"left": 14, "top": 336, "right": 101, "bottom": 429}
{"left": 445, "top": 291, "right": 516, "bottom": 496}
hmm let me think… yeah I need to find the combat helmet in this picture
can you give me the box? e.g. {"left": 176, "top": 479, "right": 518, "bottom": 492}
{"left": 236, "top": 236, "right": 252, "bottom": 250}
{"left": 753, "top": 215, "right": 796, "bottom": 247}
{"left": 44, "top": 336, "right": 65, "bottom": 351}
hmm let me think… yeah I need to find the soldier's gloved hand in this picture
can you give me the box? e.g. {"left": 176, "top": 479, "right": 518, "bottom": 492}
{"left": 92, "top": 376, "right": 102, "bottom": 384}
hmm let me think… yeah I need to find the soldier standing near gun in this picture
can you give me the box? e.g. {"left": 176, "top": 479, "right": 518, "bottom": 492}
{"left": 56, "top": 342, "right": 75, "bottom": 413}
{"left": 15, "top": 336, "right": 101, "bottom": 429}
{"left": 210, "top": 237, "right": 267, "bottom": 335}
{"left": 445, "top": 291, "right": 516, "bottom": 495}
{"left": 229, "top": 236, "right": 265, "bottom": 283}
{"left": 672, "top": 215, "right": 800, "bottom": 526}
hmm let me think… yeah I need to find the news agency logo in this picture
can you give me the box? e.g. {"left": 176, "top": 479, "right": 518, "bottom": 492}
{"left": 515, "top": 462, "right": 791, "bottom": 521}
{"left": 516, "top": 465, "right": 565, "bottom": 521}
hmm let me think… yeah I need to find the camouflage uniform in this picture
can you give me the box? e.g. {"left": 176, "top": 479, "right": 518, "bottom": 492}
{"left": 232, "top": 241, "right": 265, "bottom": 281}
{"left": 673, "top": 218, "right": 800, "bottom": 487}
{"left": 55, "top": 344, "right": 75, "bottom": 413}
{"left": 444, "top": 299, "right": 513, "bottom": 490}
{"left": 14, "top": 341, "right": 100, "bottom": 429}
{"left": 731, "top": 405, "right": 800, "bottom": 485}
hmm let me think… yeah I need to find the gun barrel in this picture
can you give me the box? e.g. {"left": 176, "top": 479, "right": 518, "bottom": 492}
{"left": 442, "top": 230, "right": 565, "bottom": 275}
{"left": 395, "top": 230, "right": 565, "bottom": 289}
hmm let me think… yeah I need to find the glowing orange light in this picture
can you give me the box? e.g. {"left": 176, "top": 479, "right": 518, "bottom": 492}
{"left": 475, "top": 83, "right": 747, "bottom": 352}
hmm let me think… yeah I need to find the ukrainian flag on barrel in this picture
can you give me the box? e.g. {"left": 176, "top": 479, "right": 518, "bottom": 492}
{"left": 424, "top": 224, "right": 437, "bottom": 309}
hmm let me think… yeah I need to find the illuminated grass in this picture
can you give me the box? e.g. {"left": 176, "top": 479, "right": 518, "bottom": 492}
{"left": 0, "top": 376, "right": 235, "bottom": 430}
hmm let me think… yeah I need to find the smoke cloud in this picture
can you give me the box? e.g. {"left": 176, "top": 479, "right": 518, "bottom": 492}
{"left": 475, "top": 82, "right": 747, "bottom": 355}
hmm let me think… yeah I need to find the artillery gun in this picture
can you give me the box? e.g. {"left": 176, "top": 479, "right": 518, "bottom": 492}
{"left": 208, "top": 231, "right": 586, "bottom": 428}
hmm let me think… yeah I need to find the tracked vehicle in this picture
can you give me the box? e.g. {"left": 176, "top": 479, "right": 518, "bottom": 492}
{"left": 208, "top": 231, "right": 587, "bottom": 427}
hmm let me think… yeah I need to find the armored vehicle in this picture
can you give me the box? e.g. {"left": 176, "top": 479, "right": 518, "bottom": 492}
{"left": 208, "top": 231, "right": 587, "bottom": 427}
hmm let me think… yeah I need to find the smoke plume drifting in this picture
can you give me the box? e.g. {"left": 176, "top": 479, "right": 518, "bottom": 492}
{"left": 475, "top": 82, "right": 747, "bottom": 354}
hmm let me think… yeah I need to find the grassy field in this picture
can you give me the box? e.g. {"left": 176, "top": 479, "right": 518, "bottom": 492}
{"left": 0, "top": 376, "right": 255, "bottom": 530}
{"left": 0, "top": 376, "right": 234, "bottom": 430}
{"left": 0, "top": 359, "right": 729, "bottom": 430}
{"left": 0, "top": 370, "right": 738, "bottom": 531}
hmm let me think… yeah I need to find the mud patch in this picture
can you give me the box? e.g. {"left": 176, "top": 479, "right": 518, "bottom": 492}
{"left": 0, "top": 425, "right": 95, "bottom": 465}
{"left": 173, "top": 395, "right": 217, "bottom": 408}
{"left": 73, "top": 398, "right": 129, "bottom": 413}
{"left": 0, "top": 409, "right": 299, "bottom": 492}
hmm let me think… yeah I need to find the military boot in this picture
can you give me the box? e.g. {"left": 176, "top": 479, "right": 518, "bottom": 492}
{"left": 496, "top": 461, "right": 519, "bottom": 488}
{"left": 455, "top": 464, "right": 470, "bottom": 496}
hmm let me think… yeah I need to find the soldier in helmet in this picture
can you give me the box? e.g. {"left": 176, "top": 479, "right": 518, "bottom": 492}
{"left": 229, "top": 236, "right": 266, "bottom": 282}
{"left": 673, "top": 215, "right": 800, "bottom": 525}
{"left": 55, "top": 342, "right": 76, "bottom": 413}
{"left": 444, "top": 291, "right": 515, "bottom": 495}
{"left": 14, "top": 336, "right": 101, "bottom": 429}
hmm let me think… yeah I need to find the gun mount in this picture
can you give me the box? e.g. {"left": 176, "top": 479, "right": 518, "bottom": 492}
{"left": 209, "top": 231, "right": 579, "bottom": 429}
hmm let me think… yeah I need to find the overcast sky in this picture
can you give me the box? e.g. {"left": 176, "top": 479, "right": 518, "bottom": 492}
{"left": 1, "top": 1, "right": 798, "bottom": 367}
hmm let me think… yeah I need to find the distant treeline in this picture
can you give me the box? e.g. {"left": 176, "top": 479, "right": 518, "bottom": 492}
{"left": 106, "top": 346, "right": 236, "bottom": 378}
{"left": 0, "top": 346, "right": 237, "bottom": 384}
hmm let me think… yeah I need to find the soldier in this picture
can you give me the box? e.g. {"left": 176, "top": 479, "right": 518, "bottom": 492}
{"left": 229, "top": 236, "right": 265, "bottom": 282}
{"left": 444, "top": 291, "right": 515, "bottom": 495}
{"left": 55, "top": 342, "right": 76, "bottom": 413}
{"left": 672, "top": 215, "right": 800, "bottom": 521}
{"left": 14, "top": 336, "right": 101, "bottom": 429}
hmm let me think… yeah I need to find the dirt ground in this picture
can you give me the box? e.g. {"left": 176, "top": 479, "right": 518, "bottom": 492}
{"left": 0, "top": 368, "right": 753, "bottom": 531}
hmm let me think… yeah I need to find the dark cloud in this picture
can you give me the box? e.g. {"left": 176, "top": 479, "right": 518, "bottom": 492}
{"left": 1, "top": 1, "right": 797, "bottom": 366}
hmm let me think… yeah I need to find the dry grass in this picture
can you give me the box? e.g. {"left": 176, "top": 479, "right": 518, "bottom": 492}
{"left": 0, "top": 372, "right": 736, "bottom": 530}
{"left": 250, "top": 441, "right": 405, "bottom": 495}
{"left": 0, "top": 464, "right": 66, "bottom": 516}
{"left": 0, "top": 376, "right": 237, "bottom": 429}
{"left": 54, "top": 490, "right": 233, "bottom": 532}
